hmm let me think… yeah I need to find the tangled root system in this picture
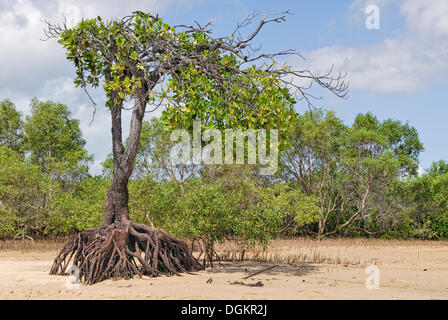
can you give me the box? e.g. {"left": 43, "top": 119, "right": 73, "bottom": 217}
{"left": 50, "top": 222, "right": 203, "bottom": 284}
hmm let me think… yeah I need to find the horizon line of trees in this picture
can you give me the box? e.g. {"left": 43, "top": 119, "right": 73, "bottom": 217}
{"left": 1, "top": 98, "right": 447, "bottom": 249}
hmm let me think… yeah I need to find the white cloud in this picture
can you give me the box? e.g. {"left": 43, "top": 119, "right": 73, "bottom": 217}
{"left": 304, "top": 38, "right": 447, "bottom": 93}
{"left": 299, "top": 0, "right": 448, "bottom": 94}
{"left": 0, "top": 0, "right": 187, "bottom": 94}
{"left": 0, "top": 1, "right": 70, "bottom": 95}
{"left": 401, "top": 0, "right": 448, "bottom": 37}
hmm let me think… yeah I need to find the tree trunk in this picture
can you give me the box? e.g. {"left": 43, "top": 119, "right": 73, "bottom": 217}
{"left": 102, "top": 84, "right": 145, "bottom": 228}
{"left": 102, "top": 180, "right": 130, "bottom": 229}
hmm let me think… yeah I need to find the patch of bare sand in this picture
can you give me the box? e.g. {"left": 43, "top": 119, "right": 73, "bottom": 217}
{"left": 1, "top": 239, "right": 448, "bottom": 299}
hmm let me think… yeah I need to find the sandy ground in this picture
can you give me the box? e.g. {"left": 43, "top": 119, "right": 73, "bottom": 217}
{"left": 1, "top": 239, "right": 448, "bottom": 300}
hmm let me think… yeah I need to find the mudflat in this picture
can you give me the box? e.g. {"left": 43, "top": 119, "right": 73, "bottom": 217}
{"left": 1, "top": 238, "right": 447, "bottom": 299}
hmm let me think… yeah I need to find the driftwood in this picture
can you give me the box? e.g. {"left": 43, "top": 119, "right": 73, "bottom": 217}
{"left": 242, "top": 265, "right": 278, "bottom": 280}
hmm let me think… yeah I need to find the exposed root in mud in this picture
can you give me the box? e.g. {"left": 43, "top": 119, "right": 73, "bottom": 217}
{"left": 50, "top": 222, "right": 203, "bottom": 284}
{"left": 192, "top": 235, "right": 223, "bottom": 268}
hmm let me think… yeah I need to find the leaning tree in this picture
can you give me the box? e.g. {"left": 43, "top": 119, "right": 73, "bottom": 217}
{"left": 44, "top": 11, "right": 347, "bottom": 284}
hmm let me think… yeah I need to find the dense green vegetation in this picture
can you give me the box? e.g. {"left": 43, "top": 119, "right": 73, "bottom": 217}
{"left": 0, "top": 98, "right": 446, "bottom": 246}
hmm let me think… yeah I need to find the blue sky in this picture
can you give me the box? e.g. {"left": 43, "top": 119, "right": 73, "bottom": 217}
{"left": 1, "top": 0, "right": 447, "bottom": 174}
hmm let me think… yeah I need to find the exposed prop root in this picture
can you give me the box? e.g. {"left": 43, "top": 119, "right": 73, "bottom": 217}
{"left": 192, "top": 235, "right": 223, "bottom": 268}
{"left": 50, "top": 222, "right": 203, "bottom": 284}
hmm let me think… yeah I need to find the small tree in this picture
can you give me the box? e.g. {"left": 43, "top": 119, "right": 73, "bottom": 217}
{"left": 0, "top": 146, "right": 53, "bottom": 239}
{"left": 23, "top": 99, "right": 92, "bottom": 189}
{"left": 281, "top": 110, "right": 347, "bottom": 238}
{"left": 0, "top": 100, "right": 24, "bottom": 152}
{"left": 45, "top": 11, "right": 347, "bottom": 283}
{"left": 393, "top": 161, "right": 448, "bottom": 239}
